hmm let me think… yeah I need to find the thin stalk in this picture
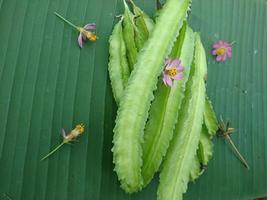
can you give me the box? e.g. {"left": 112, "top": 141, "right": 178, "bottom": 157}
{"left": 54, "top": 12, "right": 79, "bottom": 31}
{"left": 41, "top": 141, "right": 66, "bottom": 161}
{"left": 225, "top": 135, "right": 249, "bottom": 169}
{"left": 230, "top": 41, "right": 236, "bottom": 46}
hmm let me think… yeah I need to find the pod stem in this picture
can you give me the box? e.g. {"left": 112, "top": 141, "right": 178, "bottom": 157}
{"left": 225, "top": 135, "right": 249, "bottom": 169}
{"left": 41, "top": 141, "right": 66, "bottom": 161}
{"left": 54, "top": 12, "right": 79, "bottom": 31}
{"left": 218, "top": 117, "right": 249, "bottom": 169}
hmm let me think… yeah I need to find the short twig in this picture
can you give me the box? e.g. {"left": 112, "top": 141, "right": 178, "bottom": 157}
{"left": 217, "top": 117, "right": 249, "bottom": 169}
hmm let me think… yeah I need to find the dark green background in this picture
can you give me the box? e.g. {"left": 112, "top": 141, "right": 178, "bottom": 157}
{"left": 0, "top": 0, "right": 266, "bottom": 199}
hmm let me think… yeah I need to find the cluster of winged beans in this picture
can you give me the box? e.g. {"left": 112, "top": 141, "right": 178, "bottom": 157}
{"left": 108, "top": 0, "right": 218, "bottom": 199}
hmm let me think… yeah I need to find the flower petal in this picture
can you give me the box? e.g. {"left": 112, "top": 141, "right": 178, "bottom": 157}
{"left": 218, "top": 40, "right": 224, "bottom": 45}
{"left": 61, "top": 128, "right": 66, "bottom": 138}
{"left": 212, "top": 43, "right": 221, "bottom": 49}
{"left": 171, "top": 59, "right": 181, "bottom": 68}
{"left": 222, "top": 41, "right": 231, "bottom": 47}
{"left": 173, "top": 73, "right": 183, "bottom": 80}
{"left": 162, "top": 73, "right": 168, "bottom": 85}
{"left": 176, "top": 65, "right": 184, "bottom": 72}
{"left": 212, "top": 49, "right": 217, "bottom": 55}
{"left": 216, "top": 55, "right": 223, "bottom": 62}
{"left": 78, "top": 33, "right": 84, "bottom": 48}
{"left": 165, "top": 65, "right": 173, "bottom": 70}
{"left": 165, "top": 58, "right": 172, "bottom": 67}
{"left": 226, "top": 47, "right": 232, "bottom": 53}
{"left": 226, "top": 49, "right": 232, "bottom": 58}
{"left": 84, "top": 23, "right": 96, "bottom": 31}
{"left": 221, "top": 54, "right": 227, "bottom": 61}
{"left": 166, "top": 77, "right": 173, "bottom": 87}
{"left": 163, "top": 74, "right": 173, "bottom": 87}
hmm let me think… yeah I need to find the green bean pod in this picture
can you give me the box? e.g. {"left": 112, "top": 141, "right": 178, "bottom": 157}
{"left": 204, "top": 96, "right": 218, "bottom": 137}
{"left": 198, "top": 97, "right": 218, "bottom": 165}
{"left": 112, "top": 0, "right": 191, "bottom": 193}
{"left": 189, "top": 154, "right": 203, "bottom": 181}
{"left": 190, "top": 97, "right": 218, "bottom": 181}
{"left": 197, "top": 124, "right": 214, "bottom": 166}
{"left": 122, "top": 0, "right": 138, "bottom": 70}
{"left": 130, "top": 0, "right": 151, "bottom": 51}
{"left": 130, "top": 0, "right": 155, "bottom": 34}
{"left": 157, "top": 34, "right": 207, "bottom": 200}
{"left": 142, "top": 14, "right": 154, "bottom": 34}
{"left": 189, "top": 96, "right": 218, "bottom": 181}
{"left": 108, "top": 19, "right": 130, "bottom": 105}
{"left": 189, "top": 123, "right": 213, "bottom": 182}
{"left": 109, "top": 1, "right": 154, "bottom": 105}
{"left": 142, "top": 24, "right": 195, "bottom": 186}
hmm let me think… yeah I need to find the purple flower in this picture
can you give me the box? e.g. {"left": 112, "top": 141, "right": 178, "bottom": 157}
{"left": 212, "top": 40, "right": 232, "bottom": 62}
{"left": 78, "top": 23, "right": 97, "bottom": 48}
{"left": 162, "top": 58, "right": 184, "bottom": 87}
{"left": 54, "top": 12, "right": 97, "bottom": 49}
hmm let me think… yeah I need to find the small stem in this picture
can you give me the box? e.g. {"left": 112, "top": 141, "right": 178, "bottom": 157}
{"left": 127, "top": 0, "right": 134, "bottom": 4}
{"left": 41, "top": 142, "right": 66, "bottom": 161}
{"left": 230, "top": 41, "right": 236, "bottom": 46}
{"left": 123, "top": 0, "right": 128, "bottom": 8}
{"left": 225, "top": 135, "right": 249, "bottom": 169}
{"left": 54, "top": 12, "right": 79, "bottom": 31}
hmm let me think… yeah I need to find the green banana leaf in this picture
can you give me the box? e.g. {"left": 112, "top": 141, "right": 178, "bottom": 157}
{"left": 0, "top": 0, "right": 266, "bottom": 199}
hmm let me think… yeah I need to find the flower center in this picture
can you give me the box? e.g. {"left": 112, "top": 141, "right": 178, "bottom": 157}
{"left": 216, "top": 48, "right": 226, "bottom": 56}
{"left": 75, "top": 124, "right": 85, "bottom": 134}
{"left": 166, "top": 68, "right": 177, "bottom": 77}
{"left": 81, "top": 29, "right": 97, "bottom": 42}
{"left": 89, "top": 34, "right": 97, "bottom": 41}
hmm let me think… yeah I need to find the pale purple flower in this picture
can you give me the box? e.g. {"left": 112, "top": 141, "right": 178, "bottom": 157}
{"left": 54, "top": 12, "right": 97, "bottom": 48}
{"left": 212, "top": 40, "right": 232, "bottom": 62}
{"left": 162, "top": 58, "right": 184, "bottom": 87}
{"left": 78, "top": 23, "right": 97, "bottom": 48}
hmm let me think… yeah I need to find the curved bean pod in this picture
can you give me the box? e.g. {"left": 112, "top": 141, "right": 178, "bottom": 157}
{"left": 190, "top": 124, "right": 213, "bottom": 182}
{"left": 108, "top": 19, "right": 130, "bottom": 105}
{"left": 157, "top": 34, "right": 206, "bottom": 200}
{"left": 190, "top": 97, "right": 218, "bottom": 181}
{"left": 142, "top": 24, "right": 195, "bottom": 187}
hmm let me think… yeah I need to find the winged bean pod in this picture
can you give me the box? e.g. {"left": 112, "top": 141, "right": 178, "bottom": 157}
{"left": 189, "top": 155, "right": 202, "bottom": 181}
{"left": 122, "top": 0, "right": 138, "bottom": 70}
{"left": 189, "top": 123, "right": 213, "bottom": 182}
{"left": 158, "top": 34, "right": 206, "bottom": 200}
{"left": 129, "top": 0, "right": 154, "bottom": 34}
{"left": 108, "top": 19, "right": 130, "bottom": 105}
{"left": 197, "top": 124, "right": 214, "bottom": 165}
{"left": 142, "top": 24, "right": 195, "bottom": 186}
{"left": 130, "top": 0, "right": 151, "bottom": 51}
{"left": 204, "top": 96, "right": 218, "bottom": 137}
{"left": 112, "top": 0, "right": 191, "bottom": 193}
